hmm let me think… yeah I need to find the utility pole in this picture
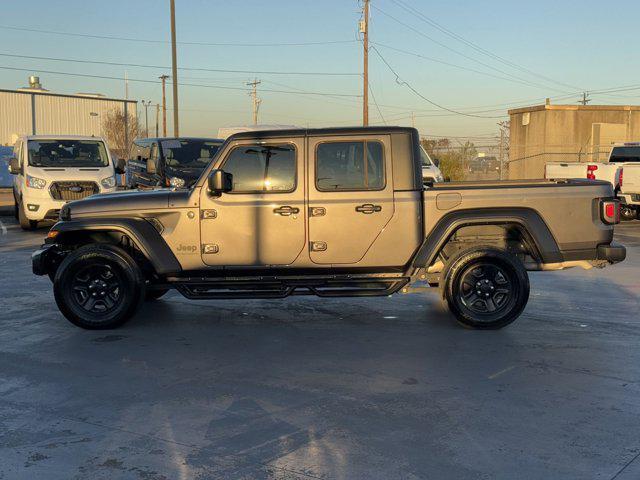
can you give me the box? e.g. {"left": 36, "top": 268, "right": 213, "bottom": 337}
{"left": 155, "top": 103, "right": 160, "bottom": 137}
{"left": 159, "top": 75, "right": 169, "bottom": 136}
{"left": 169, "top": 0, "right": 180, "bottom": 136}
{"left": 579, "top": 92, "right": 591, "bottom": 106}
{"left": 142, "top": 100, "right": 152, "bottom": 138}
{"left": 361, "top": 0, "right": 370, "bottom": 126}
{"left": 246, "top": 78, "right": 262, "bottom": 125}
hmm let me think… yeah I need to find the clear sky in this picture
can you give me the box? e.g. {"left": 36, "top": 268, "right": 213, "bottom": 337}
{"left": 1, "top": 0, "right": 639, "bottom": 141}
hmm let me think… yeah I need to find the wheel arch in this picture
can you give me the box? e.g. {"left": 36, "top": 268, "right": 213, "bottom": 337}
{"left": 412, "top": 207, "right": 562, "bottom": 268}
{"left": 50, "top": 218, "right": 182, "bottom": 276}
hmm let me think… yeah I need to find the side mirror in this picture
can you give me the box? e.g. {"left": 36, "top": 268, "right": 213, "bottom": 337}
{"left": 208, "top": 169, "right": 233, "bottom": 196}
{"left": 7, "top": 157, "right": 20, "bottom": 175}
{"left": 432, "top": 157, "right": 440, "bottom": 167}
{"left": 114, "top": 158, "right": 126, "bottom": 174}
{"left": 146, "top": 158, "right": 157, "bottom": 175}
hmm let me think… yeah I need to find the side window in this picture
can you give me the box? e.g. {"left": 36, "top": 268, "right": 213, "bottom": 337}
{"left": 222, "top": 144, "right": 296, "bottom": 193}
{"left": 316, "top": 141, "right": 385, "bottom": 191}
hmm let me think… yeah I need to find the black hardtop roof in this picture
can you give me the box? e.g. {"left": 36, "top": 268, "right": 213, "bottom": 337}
{"left": 227, "top": 126, "right": 418, "bottom": 141}
{"left": 137, "top": 137, "right": 224, "bottom": 143}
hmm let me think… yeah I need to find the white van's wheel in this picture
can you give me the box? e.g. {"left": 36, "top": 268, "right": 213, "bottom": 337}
{"left": 18, "top": 200, "right": 38, "bottom": 230}
{"left": 620, "top": 205, "right": 637, "bottom": 221}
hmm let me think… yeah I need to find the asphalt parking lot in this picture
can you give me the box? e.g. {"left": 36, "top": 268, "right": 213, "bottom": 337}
{"left": 0, "top": 214, "right": 639, "bottom": 480}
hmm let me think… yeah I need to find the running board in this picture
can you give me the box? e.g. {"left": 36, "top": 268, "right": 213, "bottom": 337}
{"left": 172, "top": 277, "right": 410, "bottom": 300}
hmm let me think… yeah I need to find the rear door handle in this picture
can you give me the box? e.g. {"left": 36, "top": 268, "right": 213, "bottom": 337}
{"left": 355, "top": 203, "right": 382, "bottom": 214}
{"left": 273, "top": 205, "right": 300, "bottom": 216}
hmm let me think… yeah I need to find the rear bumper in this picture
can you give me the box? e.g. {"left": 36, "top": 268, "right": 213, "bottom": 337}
{"left": 597, "top": 243, "right": 626, "bottom": 264}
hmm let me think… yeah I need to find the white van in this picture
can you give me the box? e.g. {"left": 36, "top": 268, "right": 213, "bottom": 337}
{"left": 8, "top": 135, "right": 120, "bottom": 229}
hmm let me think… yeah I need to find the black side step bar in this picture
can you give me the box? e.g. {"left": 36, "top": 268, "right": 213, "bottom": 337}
{"left": 171, "top": 277, "right": 410, "bottom": 300}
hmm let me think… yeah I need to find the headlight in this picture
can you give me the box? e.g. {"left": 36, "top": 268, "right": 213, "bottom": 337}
{"left": 26, "top": 175, "right": 46, "bottom": 189}
{"left": 100, "top": 176, "right": 116, "bottom": 189}
{"left": 436, "top": 174, "right": 444, "bottom": 182}
{"left": 169, "top": 176, "right": 185, "bottom": 188}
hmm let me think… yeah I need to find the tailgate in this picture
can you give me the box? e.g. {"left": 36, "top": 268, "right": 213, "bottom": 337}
{"left": 621, "top": 163, "right": 640, "bottom": 193}
{"left": 545, "top": 162, "right": 586, "bottom": 179}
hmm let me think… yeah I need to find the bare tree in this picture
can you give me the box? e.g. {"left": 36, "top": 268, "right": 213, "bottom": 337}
{"left": 101, "top": 109, "right": 141, "bottom": 160}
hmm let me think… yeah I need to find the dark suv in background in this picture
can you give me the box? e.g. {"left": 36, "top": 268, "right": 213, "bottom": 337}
{"left": 126, "top": 137, "right": 223, "bottom": 188}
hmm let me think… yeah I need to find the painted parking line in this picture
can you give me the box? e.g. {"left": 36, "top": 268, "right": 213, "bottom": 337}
{"left": 488, "top": 365, "right": 517, "bottom": 380}
{"left": 0, "top": 220, "right": 6, "bottom": 236}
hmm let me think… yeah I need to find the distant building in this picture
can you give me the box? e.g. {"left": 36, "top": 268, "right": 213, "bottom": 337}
{"left": 508, "top": 103, "right": 640, "bottom": 178}
{"left": 0, "top": 76, "right": 137, "bottom": 146}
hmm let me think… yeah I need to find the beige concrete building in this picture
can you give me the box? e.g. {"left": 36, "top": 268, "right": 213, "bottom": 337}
{"left": 508, "top": 103, "right": 640, "bottom": 179}
{"left": 0, "top": 77, "right": 137, "bottom": 147}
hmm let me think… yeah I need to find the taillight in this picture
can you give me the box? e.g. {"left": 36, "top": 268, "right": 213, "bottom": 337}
{"left": 601, "top": 199, "right": 620, "bottom": 225}
{"left": 587, "top": 164, "right": 598, "bottom": 180}
{"left": 619, "top": 168, "right": 623, "bottom": 188}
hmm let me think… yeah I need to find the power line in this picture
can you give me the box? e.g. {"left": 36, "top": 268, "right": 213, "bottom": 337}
{"left": 0, "top": 66, "right": 362, "bottom": 97}
{"left": 368, "top": 82, "right": 386, "bottom": 125}
{"left": 389, "top": 0, "right": 583, "bottom": 91}
{"left": 370, "top": 5, "right": 572, "bottom": 94}
{"left": 0, "top": 24, "right": 358, "bottom": 47}
{"left": 372, "top": 42, "right": 564, "bottom": 89}
{"left": 0, "top": 52, "right": 361, "bottom": 77}
{"left": 370, "top": 46, "right": 507, "bottom": 119}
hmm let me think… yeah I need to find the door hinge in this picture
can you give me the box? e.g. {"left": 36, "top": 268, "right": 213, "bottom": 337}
{"left": 202, "top": 244, "right": 219, "bottom": 254}
{"left": 309, "top": 206, "right": 326, "bottom": 217}
{"left": 310, "top": 241, "right": 327, "bottom": 252}
{"left": 201, "top": 209, "right": 217, "bottom": 219}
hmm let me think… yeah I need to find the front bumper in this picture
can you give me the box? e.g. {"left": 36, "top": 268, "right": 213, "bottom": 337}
{"left": 597, "top": 242, "right": 626, "bottom": 264}
{"left": 32, "top": 244, "right": 63, "bottom": 277}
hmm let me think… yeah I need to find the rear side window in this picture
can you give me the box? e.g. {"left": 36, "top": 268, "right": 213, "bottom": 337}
{"left": 610, "top": 147, "right": 640, "bottom": 163}
{"left": 316, "top": 141, "right": 385, "bottom": 191}
{"left": 222, "top": 144, "right": 296, "bottom": 193}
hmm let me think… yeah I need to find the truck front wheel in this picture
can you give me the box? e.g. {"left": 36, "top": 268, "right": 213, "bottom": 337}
{"left": 441, "top": 247, "right": 530, "bottom": 330}
{"left": 53, "top": 244, "right": 145, "bottom": 329}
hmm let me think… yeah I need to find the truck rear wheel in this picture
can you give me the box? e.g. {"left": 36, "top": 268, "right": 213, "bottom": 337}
{"left": 441, "top": 247, "right": 530, "bottom": 330}
{"left": 53, "top": 244, "right": 145, "bottom": 329}
{"left": 620, "top": 205, "right": 637, "bottom": 221}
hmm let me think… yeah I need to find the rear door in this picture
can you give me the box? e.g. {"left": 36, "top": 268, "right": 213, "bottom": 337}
{"left": 307, "top": 135, "right": 394, "bottom": 264}
{"left": 199, "top": 137, "right": 306, "bottom": 267}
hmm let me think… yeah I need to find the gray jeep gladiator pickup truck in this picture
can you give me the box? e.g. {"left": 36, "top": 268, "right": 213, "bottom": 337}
{"left": 32, "top": 127, "right": 626, "bottom": 330}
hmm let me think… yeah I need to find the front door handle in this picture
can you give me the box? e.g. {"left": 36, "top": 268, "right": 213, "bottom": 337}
{"left": 355, "top": 203, "right": 382, "bottom": 214}
{"left": 273, "top": 205, "right": 300, "bottom": 216}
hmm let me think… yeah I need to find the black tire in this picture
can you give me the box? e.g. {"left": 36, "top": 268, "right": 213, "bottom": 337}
{"left": 53, "top": 244, "right": 146, "bottom": 329}
{"left": 620, "top": 205, "right": 637, "bottom": 221}
{"left": 145, "top": 288, "right": 169, "bottom": 301}
{"left": 13, "top": 199, "right": 19, "bottom": 220}
{"left": 18, "top": 200, "right": 38, "bottom": 230}
{"left": 441, "top": 247, "right": 530, "bottom": 330}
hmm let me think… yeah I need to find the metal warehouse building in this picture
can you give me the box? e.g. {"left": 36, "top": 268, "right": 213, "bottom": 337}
{"left": 508, "top": 103, "right": 640, "bottom": 179}
{"left": 0, "top": 76, "right": 137, "bottom": 147}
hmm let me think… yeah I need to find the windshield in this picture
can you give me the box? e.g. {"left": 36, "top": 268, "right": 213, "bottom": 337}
{"left": 28, "top": 140, "right": 109, "bottom": 168}
{"left": 610, "top": 146, "right": 640, "bottom": 163}
{"left": 162, "top": 139, "right": 222, "bottom": 168}
{"left": 419, "top": 146, "right": 433, "bottom": 166}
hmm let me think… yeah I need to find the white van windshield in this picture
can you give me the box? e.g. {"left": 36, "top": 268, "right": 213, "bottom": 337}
{"left": 28, "top": 140, "right": 109, "bottom": 168}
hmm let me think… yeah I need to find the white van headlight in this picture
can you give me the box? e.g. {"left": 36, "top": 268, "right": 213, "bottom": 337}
{"left": 169, "top": 176, "right": 185, "bottom": 188}
{"left": 100, "top": 176, "right": 116, "bottom": 189}
{"left": 26, "top": 175, "right": 46, "bottom": 189}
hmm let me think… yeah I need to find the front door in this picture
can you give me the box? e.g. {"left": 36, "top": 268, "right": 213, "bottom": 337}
{"left": 199, "top": 138, "right": 306, "bottom": 267}
{"left": 307, "top": 135, "right": 395, "bottom": 264}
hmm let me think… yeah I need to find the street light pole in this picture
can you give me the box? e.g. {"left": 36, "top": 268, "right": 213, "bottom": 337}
{"left": 170, "top": 0, "right": 180, "bottom": 137}
{"left": 155, "top": 103, "right": 160, "bottom": 137}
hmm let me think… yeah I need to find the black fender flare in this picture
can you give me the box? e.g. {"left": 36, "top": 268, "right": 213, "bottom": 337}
{"left": 412, "top": 207, "right": 562, "bottom": 268}
{"left": 49, "top": 217, "right": 182, "bottom": 275}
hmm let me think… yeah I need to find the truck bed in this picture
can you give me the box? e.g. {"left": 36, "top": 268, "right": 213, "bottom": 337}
{"left": 424, "top": 179, "right": 614, "bottom": 261}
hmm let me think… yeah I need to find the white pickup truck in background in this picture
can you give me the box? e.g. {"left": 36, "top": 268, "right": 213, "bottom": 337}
{"left": 545, "top": 143, "right": 640, "bottom": 220}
